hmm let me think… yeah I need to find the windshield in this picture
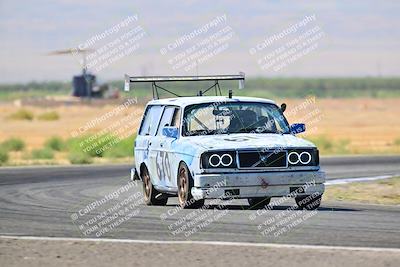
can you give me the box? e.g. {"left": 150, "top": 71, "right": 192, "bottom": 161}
{"left": 182, "top": 102, "right": 290, "bottom": 136}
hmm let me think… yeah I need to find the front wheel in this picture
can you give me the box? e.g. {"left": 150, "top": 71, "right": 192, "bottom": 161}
{"left": 177, "top": 162, "right": 204, "bottom": 209}
{"left": 141, "top": 166, "right": 168, "bottom": 206}
{"left": 248, "top": 197, "right": 271, "bottom": 209}
{"left": 295, "top": 194, "right": 322, "bottom": 210}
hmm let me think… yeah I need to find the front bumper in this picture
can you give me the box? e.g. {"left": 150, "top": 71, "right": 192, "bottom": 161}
{"left": 191, "top": 170, "right": 325, "bottom": 200}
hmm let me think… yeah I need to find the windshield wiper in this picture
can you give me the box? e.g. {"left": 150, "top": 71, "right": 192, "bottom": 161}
{"left": 230, "top": 127, "right": 278, "bottom": 134}
{"left": 254, "top": 128, "right": 278, "bottom": 134}
{"left": 229, "top": 128, "right": 279, "bottom": 134}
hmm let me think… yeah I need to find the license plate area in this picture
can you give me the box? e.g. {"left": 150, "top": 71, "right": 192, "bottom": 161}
{"left": 224, "top": 189, "right": 240, "bottom": 197}
{"left": 290, "top": 186, "right": 305, "bottom": 194}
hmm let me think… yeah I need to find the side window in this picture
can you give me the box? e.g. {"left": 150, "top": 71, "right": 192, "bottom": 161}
{"left": 139, "top": 105, "right": 164, "bottom": 136}
{"left": 139, "top": 106, "right": 151, "bottom": 136}
{"left": 157, "top": 106, "right": 176, "bottom": 136}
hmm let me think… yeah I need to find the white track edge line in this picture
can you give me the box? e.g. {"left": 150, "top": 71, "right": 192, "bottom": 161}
{"left": 1, "top": 235, "right": 399, "bottom": 253}
{"left": 325, "top": 174, "right": 399, "bottom": 185}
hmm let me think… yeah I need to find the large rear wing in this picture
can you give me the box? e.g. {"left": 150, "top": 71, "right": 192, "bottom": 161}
{"left": 124, "top": 72, "right": 245, "bottom": 99}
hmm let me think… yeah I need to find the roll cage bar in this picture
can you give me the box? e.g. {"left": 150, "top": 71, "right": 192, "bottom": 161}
{"left": 124, "top": 72, "right": 245, "bottom": 99}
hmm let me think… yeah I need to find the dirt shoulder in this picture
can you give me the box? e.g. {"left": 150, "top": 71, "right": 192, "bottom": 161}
{"left": 324, "top": 177, "right": 400, "bottom": 205}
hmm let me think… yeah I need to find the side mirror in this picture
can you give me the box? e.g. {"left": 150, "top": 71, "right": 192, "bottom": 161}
{"left": 290, "top": 123, "right": 306, "bottom": 134}
{"left": 162, "top": 126, "right": 179, "bottom": 139}
{"left": 280, "top": 103, "right": 287, "bottom": 113}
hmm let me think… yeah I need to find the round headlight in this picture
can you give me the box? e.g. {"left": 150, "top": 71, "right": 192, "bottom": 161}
{"left": 288, "top": 151, "right": 300, "bottom": 164}
{"left": 299, "top": 151, "right": 311, "bottom": 164}
{"left": 220, "top": 154, "right": 233, "bottom": 166}
{"left": 209, "top": 154, "right": 221, "bottom": 167}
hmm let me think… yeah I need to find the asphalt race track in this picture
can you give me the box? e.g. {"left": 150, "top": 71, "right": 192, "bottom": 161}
{"left": 0, "top": 155, "right": 400, "bottom": 249}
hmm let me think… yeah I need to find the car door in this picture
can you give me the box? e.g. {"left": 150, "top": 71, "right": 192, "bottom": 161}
{"left": 150, "top": 106, "right": 177, "bottom": 190}
{"left": 136, "top": 105, "right": 164, "bottom": 183}
{"left": 157, "top": 106, "right": 180, "bottom": 191}
{"left": 166, "top": 107, "right": 181, "bottom": 190}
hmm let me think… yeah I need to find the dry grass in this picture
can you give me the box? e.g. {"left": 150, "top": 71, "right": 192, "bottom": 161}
{"left": 0, "top": 98, "right": 399, "bottom": 165}
{"left": 0, "top": 103, "right": 144, "bottom": 151}
{"left": 282, "top": 98, "right": 400, "bottom": 154}
{"left": 324, "top": 177, "right": 400, "bottom": 205}
{"left": 37, "top": 111, "right": 60, "bottom": 121}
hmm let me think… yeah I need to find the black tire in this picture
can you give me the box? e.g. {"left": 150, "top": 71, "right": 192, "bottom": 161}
{"left": 295, "top": 194, "right": 322, "bottom": 210}
{"left": 133, "top": 169, "right": 140, "bottom": 181}
{"left": 141, "top": 165, "right": 168, "bottom": 206}
{"left": 177, "top": 162, "right": 204, "bottom": 209}
{"left": 248, "top": 197, "right": 271, "bottom": 209}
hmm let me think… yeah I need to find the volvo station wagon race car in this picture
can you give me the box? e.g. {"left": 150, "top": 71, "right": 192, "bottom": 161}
{"left": 125, "top": 74, "right": 325, "bottom": 209}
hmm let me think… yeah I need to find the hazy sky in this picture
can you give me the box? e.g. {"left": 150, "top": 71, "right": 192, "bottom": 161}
{"left": 0, "top": 0, "right": 399, "bottom": 83}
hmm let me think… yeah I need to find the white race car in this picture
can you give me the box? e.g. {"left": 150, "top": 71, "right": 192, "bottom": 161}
{"left": 126, "top": 74, "right": 325, "bottom": 209}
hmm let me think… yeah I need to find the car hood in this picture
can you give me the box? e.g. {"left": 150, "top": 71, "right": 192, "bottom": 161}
{"left": 184, "top": 133, "right": 315, "bottom": 151}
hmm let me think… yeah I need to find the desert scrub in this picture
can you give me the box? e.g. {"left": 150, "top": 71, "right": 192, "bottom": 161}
{"left": 0, "top": 148, "right": 9, "bottom": 165}
{"left": 307, "top": 135, "right": 350, "bottom": 155}
{"left": 37, "top": 111, "right": 60, "bottom": 121}
{"left": 44, "top": 136, "right": 65, "bottom": 151}
{"left": 7, "top": 109, "right": 34, "bottom": 120}
{"left": 394, "top": 138, "right": 400, "bottom": 146}
{"left": 31, "top": 148, "right": 54, "bottom": 159}
{"left": 335, "top": 139, "right": 350, "bottom": 154}
{"left": 68, "top": 152, "right": 93, "bottom": 164}
{"left": 67, "top": 134, "right": 135, "bottom": 162}
{"left": 67, "top": 134, "right": 118, "bottom": 158}
{"left": 307, "top": 135, "right": 332, "bottom": 152}
{"left": 1, "top": 138, "right": 25, "bottom": 151}
{"left": 104, "top": 135, "right": 135, "bottom": 158}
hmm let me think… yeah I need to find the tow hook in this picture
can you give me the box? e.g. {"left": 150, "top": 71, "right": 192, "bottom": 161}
{"left": 259, "top": 178, "right": 269, "bottom": 189}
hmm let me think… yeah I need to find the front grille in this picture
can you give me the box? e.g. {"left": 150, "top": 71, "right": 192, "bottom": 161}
{"left": 238, "top": 151, "right": 287, "bottom": 168}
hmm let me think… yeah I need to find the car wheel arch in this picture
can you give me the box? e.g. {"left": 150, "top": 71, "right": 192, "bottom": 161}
{"left": 176, "top": 161, "right": 192, "bottom": 186}
{"left": 139, "top": 162, "right": 148, "bottom": 179}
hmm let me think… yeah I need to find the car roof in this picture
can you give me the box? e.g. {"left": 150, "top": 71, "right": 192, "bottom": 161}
{"left": 147, "top": 96, "right": 276, "bottom": 108}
